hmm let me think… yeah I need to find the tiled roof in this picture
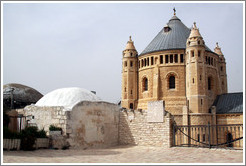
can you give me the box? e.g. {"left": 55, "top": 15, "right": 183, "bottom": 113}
{"left": 139, "top": 15, "right": 212, "bottom": 56}
{"left": 213, "top": 92, "right": 243, "bottom": 114}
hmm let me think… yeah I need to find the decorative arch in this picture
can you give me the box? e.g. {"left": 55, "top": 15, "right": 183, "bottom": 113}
{"left": 165, "top": 72, "right": 179, "bottom": 90}
{"left": 142, "top": 76, "right": 149, "bottom": 92}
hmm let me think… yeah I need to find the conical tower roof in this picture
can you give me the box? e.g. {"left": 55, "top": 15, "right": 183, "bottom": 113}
{"left": 214, "top": 42, "right": 224, "bottom": 56}
{"left": 125, "top": 36, "right": 136, "bottom": 50}
{"left": 140, "top": 15, "right": 212, "bottom": 56}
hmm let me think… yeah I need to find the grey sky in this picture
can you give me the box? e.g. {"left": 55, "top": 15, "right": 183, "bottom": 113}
{"left": 2, "top": 2, "right": 244, "bottom": 103}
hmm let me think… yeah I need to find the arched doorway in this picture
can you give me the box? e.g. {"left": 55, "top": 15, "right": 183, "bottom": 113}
{"left": 226, "top": 133, "right": 233, "bottom": 147}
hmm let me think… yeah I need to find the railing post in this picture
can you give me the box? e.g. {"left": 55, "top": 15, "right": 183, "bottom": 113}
{"left": 208, "top": 122, "right": 211, "bottom": 149}
{"left": 173, "top": 123, "right": 176, "bottom": 147}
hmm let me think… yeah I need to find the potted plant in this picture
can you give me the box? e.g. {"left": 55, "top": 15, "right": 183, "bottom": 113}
{"left": 3, "top": 127, "right": 21, "bottom": 151}
{"left": 49, "top": 125, "right": 62, "bottom": 136}
{"left": 35, "top": 129, "right": 49, "bottom": 149}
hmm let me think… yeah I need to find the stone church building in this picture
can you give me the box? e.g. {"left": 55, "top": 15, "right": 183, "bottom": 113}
{"left": 10, "top": 11, "right": 242, "bottom": 150}
{"left": 121, "top": 11, "right": 243, "bottom": 147}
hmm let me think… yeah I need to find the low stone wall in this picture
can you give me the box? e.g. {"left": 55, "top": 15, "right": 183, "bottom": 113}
{"left": 67, "top": 101, "right": 120, "bottom": 149}
{"left": 119, "top": 109, "right": 172, "bottom": 147}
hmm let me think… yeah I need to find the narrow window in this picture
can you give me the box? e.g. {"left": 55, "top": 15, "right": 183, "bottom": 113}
{"left": 130, "top": 90, "right": 132, "bottom": 94}
{"left": 203, "top": 134, "right": 205, "bottom": 142}
{"left": 180, "top": 54, "right": 184, "bottom": 63}
{"left": 198, "top": 50, "right": 201, "bottom": 57}
{"left": 191, "top": 50, "right": 194, "bottom": 57}
{"left": 221, "top": 66, "right": 223, "bottom": 71}
{"left": 160, "top": 55, "right": 163, "bottom": 64}
{"left": 174, "top": 54, "right": 178, "bottom": 63}
{"left": 124, "top": 61, "right": 127, "bottom": 67}
{"left": 208, "top": 77, "right": 211, "bottom": 90}
{"left": 130, "top": 61, "right": 133, "bottom": 67}
{"left": 124, "top": 87, "right": 126, "bottom": 92}
{"left": 144, "top": 59, "right": 147, "bottom": 66}
{"left": 165, "top": 55, "right": 169, "bottom": 63}
{"left": 147, "top": 58, "right": 149, "bottom": 66}
{"left": 200, "top": 75, "right": 202, "bottom": 81}
{"left": 193, "top": 78, "right": 194, "bottom": 84}
{"left": 151, "top": 57, "right": 154, "bottom": 65}
{"left": 129, "top": 103, "right": 133, "bottom": 109}
{"left": 201, "top": 99, "right": 203, "bottom": 105}
{"left": 130, "top": 53, "right": 133, "bottom": 57}
{"left": 197, "top": 134, "right": 200, "bottom": 142}
{"left": 208, "top": 57, "right": 211, "bottom": 65}
{"left": 198, "top": 41, "right": 200, "bottom": 45}
{"left": 170, "top": 54, "right": 173, "bottom": 63}
{"left": 169, "top": 76, "right": 175, "bottom": 89}
{"left": 141, "top": 59, "right": 144, "bottom": 67}
{"left": 143, "top": 78, "right": 148, "bottom": 91}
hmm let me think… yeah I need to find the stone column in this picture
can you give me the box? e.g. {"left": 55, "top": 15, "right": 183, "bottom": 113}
{"left": 182, "top": 106, "right": 189, "bottom": 145}
{"left": 211, "top": 106, "right": 217, "bottom": 145}
{"left": 153, "top": 66, "right": 159, "bottom": 100}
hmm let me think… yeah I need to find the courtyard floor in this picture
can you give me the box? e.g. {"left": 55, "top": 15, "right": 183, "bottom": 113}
{"left": 2, "top": 145, "right": 244, "bottom": 164}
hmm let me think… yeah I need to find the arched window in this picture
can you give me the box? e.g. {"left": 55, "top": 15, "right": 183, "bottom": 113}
{"left": 169, "top": 76, "right": 175, "bottom": 89}
{"left": 143, "top": 77, "right": 148, "bottom": 91}
{"left": 208, "top": 77, "right": 212, "bottom": 90}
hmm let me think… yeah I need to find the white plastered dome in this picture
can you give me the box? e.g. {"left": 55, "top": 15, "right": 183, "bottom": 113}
{"left": 35, "top": 87, "right": 101, "bottom": 109}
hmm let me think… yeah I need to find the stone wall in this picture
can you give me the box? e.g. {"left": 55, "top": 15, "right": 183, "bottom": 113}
{"left": 23, "top": 101, "right": 121, "bottom": 149}
{"left": 67, "top": 101, "right": 120, "bottom": 149}
{"left": 22, "top": 105, "right": 68, "bottom": 134}
{"left": 119, "top": 109, "right": 172, "bottom": 147}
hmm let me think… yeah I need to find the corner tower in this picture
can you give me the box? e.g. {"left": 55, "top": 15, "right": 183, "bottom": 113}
{"left": 121, "top": 36, "right": 138, "bottom": 109}
{"left": 186, "top": 22, "right": 208, "bottom": 113}
{"left": 214, "top": 42, "right": 228, "bottom": 94}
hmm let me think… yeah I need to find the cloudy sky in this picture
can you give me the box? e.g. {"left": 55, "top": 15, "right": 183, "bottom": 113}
{"left": 2, "top": 2, "right": 244, "bottom": 103}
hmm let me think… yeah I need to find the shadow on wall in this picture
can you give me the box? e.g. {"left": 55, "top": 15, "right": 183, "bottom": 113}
{"left": 118, "top": 108, "right": 136, "bottom": 146}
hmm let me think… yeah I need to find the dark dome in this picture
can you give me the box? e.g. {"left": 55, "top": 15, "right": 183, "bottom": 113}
{"left": 3, "top": 83, "right": 43, "bottom": 109}
{"left": 140, "top": 15, "right": 212, "bottom": 56}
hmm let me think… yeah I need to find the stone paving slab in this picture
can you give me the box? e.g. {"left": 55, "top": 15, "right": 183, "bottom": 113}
{"left": 2, "top": 145, "right": 244, "bottom": 164}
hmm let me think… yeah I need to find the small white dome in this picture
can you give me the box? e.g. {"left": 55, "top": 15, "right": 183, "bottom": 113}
{"left": 35, "top": 87, "right": 101, "bottom": 109}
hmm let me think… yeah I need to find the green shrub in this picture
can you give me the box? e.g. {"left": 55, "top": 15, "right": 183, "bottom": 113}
{"left": 20, "top": 126, "right": 38, "bottom": 151}
{"left": 36, "top": 129, "right": 48, "bottom": 138}
{"left": 49, "top": 125, "right": 62, "bottom": 131}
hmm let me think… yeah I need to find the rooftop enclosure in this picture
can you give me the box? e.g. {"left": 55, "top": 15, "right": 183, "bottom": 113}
{"left": 23, "top": 101, "right": 120, "bottom": 149}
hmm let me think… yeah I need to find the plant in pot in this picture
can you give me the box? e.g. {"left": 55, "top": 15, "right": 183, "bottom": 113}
{"left": 35, "top": 129, "right": 49, "bottom": 149}
{"left": 49, "top": 125, "right": 62, "bottom": 136}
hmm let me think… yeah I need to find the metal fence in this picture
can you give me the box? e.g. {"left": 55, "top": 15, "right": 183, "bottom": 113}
{"left": 173, "top": 123, "right": 243, "bottom": 149}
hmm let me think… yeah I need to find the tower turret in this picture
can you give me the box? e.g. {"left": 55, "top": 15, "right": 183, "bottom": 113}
{"left": 186, "top": 22, "right": 207, "bottom": 113}
{"left": 215, "top": 42, "right": 227, "bottom": 94}
{"left": 121, "top": 36, "right": 138, "bottom": 109}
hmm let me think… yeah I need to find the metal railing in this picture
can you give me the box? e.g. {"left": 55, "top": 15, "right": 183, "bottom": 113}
{"left": 173, "top": 123, "right": 243, "bottom": 149}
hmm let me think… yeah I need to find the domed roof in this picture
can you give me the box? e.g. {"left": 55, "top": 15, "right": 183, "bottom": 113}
{"left": 3, "top": 83, "right": 43, "bottom": 108}
{"left": 35, "top": 87, "right": 101, "bottom": 109}
{"left": 140, "top": 15, "right": 212, "bottom": 56}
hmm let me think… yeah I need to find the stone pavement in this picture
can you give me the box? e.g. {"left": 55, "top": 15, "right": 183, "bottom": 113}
{"left": 3, "top": 145, "right": 244, "bottom": 164}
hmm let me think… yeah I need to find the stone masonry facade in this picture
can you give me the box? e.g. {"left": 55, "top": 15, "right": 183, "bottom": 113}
{"left": 119, "top": 109, "right": 173, "bottom": 147}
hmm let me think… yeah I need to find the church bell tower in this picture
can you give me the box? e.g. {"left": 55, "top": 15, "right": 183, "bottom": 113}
{"left": 186, "top": 22, "right": 208, "bottom": 113}
{"left": 121, "top": 36, "right": 138, "bottom": 109}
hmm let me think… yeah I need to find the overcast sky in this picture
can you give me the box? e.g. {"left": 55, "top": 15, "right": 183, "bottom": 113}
{"left": 2, "top": 2, "right": 244, "bottom": 103}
